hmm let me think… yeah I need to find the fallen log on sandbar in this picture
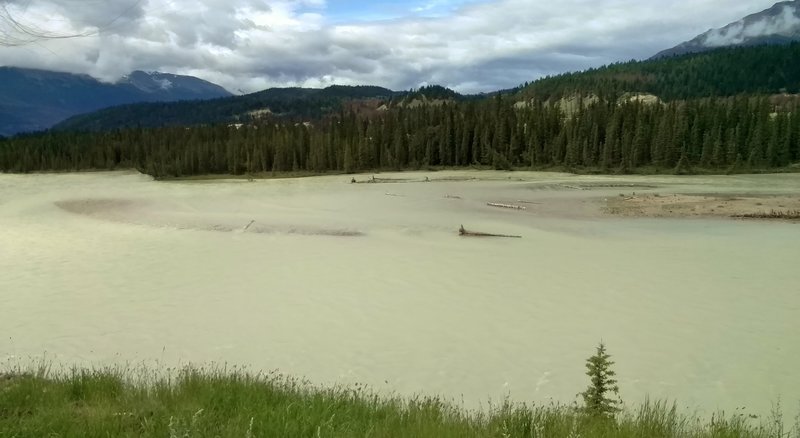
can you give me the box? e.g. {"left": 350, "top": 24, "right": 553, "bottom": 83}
{"left": 459, "top": 225, "right": 521, "bottom": 238}
{"left": 487, "top": 202, "right": 526, "bottom": 210}
{"left": 732, "top": 209, "right": 800, "bottom": 220}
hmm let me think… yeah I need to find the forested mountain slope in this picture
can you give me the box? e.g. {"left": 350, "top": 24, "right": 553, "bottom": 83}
{"left": 653, "top": 0, "right": 800, "bottom": 59}
{"left": 3, "top": 45, "right": 800, "bottom": 178}
{"left": 0, "top": 68, "right": 231, "bottom": 136}
{"left": 3, "top": 94, "right": 799, "bottom": 177}
{"left": 54, "top": 85, "right": 404, "bottom": 132}
{"left": 53, "top": 85, "right": 473, "bottom": 132}
{"left": 55, "top": 43, "right": 800, "bottom": 136}
{"left": 520, "top": 43, "right": 800, "bottom": 101}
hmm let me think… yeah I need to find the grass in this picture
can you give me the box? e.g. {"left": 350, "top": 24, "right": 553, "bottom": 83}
{"left": 1, "top": 365, "right": 797, "bottom": 437}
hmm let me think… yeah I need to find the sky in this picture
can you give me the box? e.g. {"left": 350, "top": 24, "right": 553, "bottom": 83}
{"left": 0, "top": 0, "right": 783, "bottom": 94}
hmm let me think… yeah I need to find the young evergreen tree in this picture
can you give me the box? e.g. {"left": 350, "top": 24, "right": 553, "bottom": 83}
{"left": 581, "top": 342, "right": 621, "bottom": 417}
{"left": 674, "top": 152, "right": 691, "bottom": 175}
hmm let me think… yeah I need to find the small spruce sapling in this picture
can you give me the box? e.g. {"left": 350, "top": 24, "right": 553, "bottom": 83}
{"left": 581, "top": 342, "right": 621, "bottom": 417}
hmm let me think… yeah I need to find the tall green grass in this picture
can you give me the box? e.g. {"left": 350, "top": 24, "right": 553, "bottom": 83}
{"left": 1, "top": 365, "right": 797, "bottom": 437}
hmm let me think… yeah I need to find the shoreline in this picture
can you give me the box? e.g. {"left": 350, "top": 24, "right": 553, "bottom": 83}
{"left": 604, "top": 193, "right": 800, "bottom": 222}
{"left": 1, "top": 365, "right": 796, "bottom": 437}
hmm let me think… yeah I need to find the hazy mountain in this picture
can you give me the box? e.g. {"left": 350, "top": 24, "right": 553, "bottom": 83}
{"left": 0, "top": 67, "right": 231, "bottom": 136}
{"left": 653, "top": 0, "right": 800, "bottom": 58}
{"left": 120, "top": 71, "right": 231, "bottom": 99}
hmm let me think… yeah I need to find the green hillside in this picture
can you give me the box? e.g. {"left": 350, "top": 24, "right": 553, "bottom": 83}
{"left": 54, "top": 85, "right": 400, "bottom": 132}
{"left": 521, "top": 43, "right": 800, "bottom": 101}
{"left": 52, "top": 44, "right": 800, "bottom": 135}
{"left": 4, "top": 44, "right": 800, "bottom": 177}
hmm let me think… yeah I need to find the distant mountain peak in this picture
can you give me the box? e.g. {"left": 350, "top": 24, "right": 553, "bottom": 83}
{"left": 653, "top": 0, "right": 800, "bottom": 58}
{"left": 0, "top": 67, "right": 231, "bottom": 136}
{"left": 119, "top": 70, "right": 228, "bottom": 96}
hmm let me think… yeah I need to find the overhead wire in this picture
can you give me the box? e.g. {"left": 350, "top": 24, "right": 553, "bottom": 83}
{"left": 0, "top": 0, "right": 160, "bottom": 46}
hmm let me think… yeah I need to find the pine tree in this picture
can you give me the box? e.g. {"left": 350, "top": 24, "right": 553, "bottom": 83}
{"left": 674, "top": 152, "right": 691, "bottom": 175}
{"left": 581, "top": 342, "right": 621, "bottom": 417}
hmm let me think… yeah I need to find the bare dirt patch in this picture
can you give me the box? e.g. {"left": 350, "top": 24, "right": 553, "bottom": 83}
{"left": 604, "top": 193, "right": 800, "bottom": 222}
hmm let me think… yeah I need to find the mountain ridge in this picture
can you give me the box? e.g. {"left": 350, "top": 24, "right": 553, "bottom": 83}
{"left": 0, "top": 67, "right": 232, "bottom": 136}
{"left": 520, "top": 42, "right": 800, "bottom": 102}
{"left": 653, "top": 0, "right": 800, "bottom": 58}
{"left": 52, "top": 84, "right": 470, "bottom": 132}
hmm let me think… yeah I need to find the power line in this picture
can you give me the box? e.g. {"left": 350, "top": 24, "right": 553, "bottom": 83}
{"left": 0, "top": 0, "right": 148, "bottom": 46}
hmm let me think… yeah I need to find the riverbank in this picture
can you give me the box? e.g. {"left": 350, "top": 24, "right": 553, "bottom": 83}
{"left": 604, "top": 193, "right": 800, "bottom": 221}
{"left": 153, "top": 163, "right": 800, "bottom": 181}
{"left": 1, "top": 366, "right": 795, "bottom": 438}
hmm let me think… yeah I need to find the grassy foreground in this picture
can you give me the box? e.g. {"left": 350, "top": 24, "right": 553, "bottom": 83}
{"left": 1, "top": 366, "right": 797, "bottom": 438}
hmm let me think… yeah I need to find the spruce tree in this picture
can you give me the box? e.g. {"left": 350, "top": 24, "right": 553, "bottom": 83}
{"left": 581, "top": 342, "right": 621, "bottom": 417}
{"left": 674, "top": 152, "right": 691, "bottom": 175}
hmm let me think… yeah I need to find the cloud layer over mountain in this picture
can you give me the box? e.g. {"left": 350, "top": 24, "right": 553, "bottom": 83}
{"left": 0, "top": 0, "right": 780, "bottom": 93}
{"left": 702, "top": 2, "right": 800, "bottom": 47}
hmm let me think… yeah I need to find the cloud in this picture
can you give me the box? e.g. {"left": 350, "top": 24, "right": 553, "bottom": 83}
{"left": 703, "top": 5, "right": 800, "bottom": 47}
{"left": 0, "top": 0, "right": 783, "bottom": 94}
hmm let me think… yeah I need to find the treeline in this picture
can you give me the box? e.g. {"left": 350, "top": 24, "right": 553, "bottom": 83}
{"left": 522, "top": 43, "right": 800, "bottom": 101}
{"left": 2, "top": 95, "right": 799, "bottom": 177}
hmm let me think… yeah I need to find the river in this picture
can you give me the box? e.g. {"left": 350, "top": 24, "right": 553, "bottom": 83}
{"left": 1, "top": 170, "right": 798, "bottom": 418}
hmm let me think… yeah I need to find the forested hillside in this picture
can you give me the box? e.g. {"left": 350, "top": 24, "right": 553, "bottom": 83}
{"left": 3, "top": 44, "right": 800, "bottom": 177}
{"left": 2, "top": 95, "right": 798, "bottom": 177}
{"left": 54, "top": 85, "right": 401, "bottom": 132}
{"left": 521, "top": 43, "right": 800, "bottom": 101}
{"left": 50, "top": 44, "right": 800, "bottom": 135}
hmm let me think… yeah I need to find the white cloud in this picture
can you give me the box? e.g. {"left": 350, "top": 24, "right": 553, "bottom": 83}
{"left": 703, "top": 4, "right": 800, "bottom": 47}
{"left": 0, "top": 0, "right": 783, "bottom": 93}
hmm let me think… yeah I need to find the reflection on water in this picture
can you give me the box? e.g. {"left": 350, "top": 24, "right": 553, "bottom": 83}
{"left": 1, "top": 170, "right": 798, "bottom": 418}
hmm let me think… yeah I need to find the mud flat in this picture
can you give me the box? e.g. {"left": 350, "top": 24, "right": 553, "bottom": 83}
{"left": 605, "top": 193, "right": 800, "bottom": 221}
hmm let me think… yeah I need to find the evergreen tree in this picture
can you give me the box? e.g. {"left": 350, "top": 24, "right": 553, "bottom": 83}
{"left": 581, "top": 342, "right": 621, "bottom": 417}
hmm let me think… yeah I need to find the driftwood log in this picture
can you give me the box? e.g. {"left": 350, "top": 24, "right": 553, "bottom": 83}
{"left": 459, "top": 225, "right": 521, "bottom": 238}
{"left": 487, "top": 202, "right": 526, "bottom": 210}
{"left": 732, "top": 209, "right": 800, "bottom": 220}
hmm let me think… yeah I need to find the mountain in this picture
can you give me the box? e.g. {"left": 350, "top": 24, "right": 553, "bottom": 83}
{"left": 39, "top": 44, "right": 800, "bottom": 135}
{"left": 0, "top": 67, "right": 231, "bottom": 136}
{"left": 653, "top": 0, "right": 800, "bottom": 59}
{"left": 520, "top": 42, "right": 800, "bottom": 102}
{"left": 4, "top": 42, "right": 800, "bottom": 177}
{"left": 53, "top": 85, "right": 471, "bottom": 132}
{"left": 120, "top": 71, "right": 230, "bottom": 100}
{"left": 53, "top": 85, "right": 408, "bottom": 132}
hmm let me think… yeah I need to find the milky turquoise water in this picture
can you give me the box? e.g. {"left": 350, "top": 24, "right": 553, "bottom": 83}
{"left": 1, "top": 170, "right": 798, "bottom": 418}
